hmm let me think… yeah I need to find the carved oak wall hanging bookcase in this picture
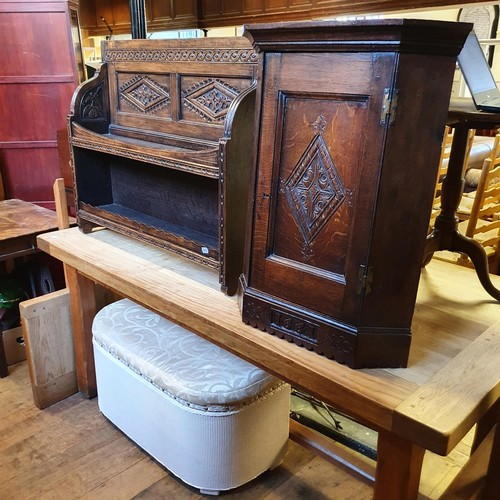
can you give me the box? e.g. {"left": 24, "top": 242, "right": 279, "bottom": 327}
{"left": 69, "top": 37, "right": 257, "bottom": 295}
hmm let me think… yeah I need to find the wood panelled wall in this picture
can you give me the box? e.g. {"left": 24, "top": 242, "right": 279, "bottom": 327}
{"left": 0, "top": 0, "right": 79, "bottom": 208}
{"left": 80, "top": 0, "right": 486, "bottom": 34}
{"left": 80, "top": 0, "right": 198, "bottom": 35}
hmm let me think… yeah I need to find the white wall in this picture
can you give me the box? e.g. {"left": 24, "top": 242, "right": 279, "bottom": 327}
{"left": 384, "top": 5, "right": 500, "bottom": 86}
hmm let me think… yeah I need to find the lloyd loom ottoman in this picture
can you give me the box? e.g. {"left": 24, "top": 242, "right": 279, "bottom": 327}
{"left": 92, "top": 299, "right": 290, "bottom": 495}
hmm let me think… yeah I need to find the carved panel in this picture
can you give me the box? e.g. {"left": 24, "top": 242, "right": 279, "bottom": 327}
{"left": 182, "top": 78, "right": 239, "bottom": 122}
{"left": 119, "top": 74, "right": 170, "bottom": 114}
{"left": 79, "top": 82, "right": 105, "bottom": 120}
{"left": 272, "top": 93, "right": 365, "bottom": 274}
{"left": 270, "top": 307, "right": 319, "bottom": 345}
{"left": 283, "top": 114, "right": 345, "bottom": 248}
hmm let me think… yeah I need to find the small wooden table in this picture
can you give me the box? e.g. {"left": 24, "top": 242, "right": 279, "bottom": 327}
{"left": 0, "top": 199, "right": 62, "bottom": 377}
{"left": 37, "top": 227, "right": 500, "bottom": 499}
{"left": 0, "top": 199, "right": 61, "bottom": 261}
{"left": 424, "top": 97, "right": 500, "bottom": 301}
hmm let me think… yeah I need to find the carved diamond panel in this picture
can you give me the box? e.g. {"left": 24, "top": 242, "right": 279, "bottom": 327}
{"left": 284, "top": 116, "right": 345, "bottom": 245}
{"left": 119, "top": 75, "right": 170, "bottom": 113}
{"left": 183, "top": 79, "right": 239, "bottom": 122}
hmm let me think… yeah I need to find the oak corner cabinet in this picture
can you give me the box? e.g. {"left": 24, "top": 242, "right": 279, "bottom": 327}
{"left": 68, "top": 37, "right": 258, "bottom": 295}
{"left": 240, "top": 19, "right": 472, "bottom": 368}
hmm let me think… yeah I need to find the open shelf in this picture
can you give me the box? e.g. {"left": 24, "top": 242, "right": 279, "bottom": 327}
{"left": 73, "top": 147, "right": 220, "bottom": 265}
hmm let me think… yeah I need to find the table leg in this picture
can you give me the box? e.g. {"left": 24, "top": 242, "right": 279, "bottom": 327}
{"left": 471, "top": 398, "right": 500, "bottom": 454}
{"left": 65, "top": 266, "right": 97, "bottom": 398}
{"left": 0, "top": 335, "right": 8, "bottom": 378}
{"left": 482, "top": 400, "right": 500, "bottom": 498}
{"left": 451, "top": 232, "right": 500, "bottom": 301}
{"left": 374, "top": 430, "right": 425, "bottom": 500}
{"left": 483, "top": 410, "right": 500, "bottom": 498}
{"left": 424, "top": 126, "right": 500, "bottom": 302}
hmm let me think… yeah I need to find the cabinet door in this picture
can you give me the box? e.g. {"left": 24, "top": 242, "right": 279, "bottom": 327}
{"left": 248, "top": 51, "right": 396, "bottom": 325}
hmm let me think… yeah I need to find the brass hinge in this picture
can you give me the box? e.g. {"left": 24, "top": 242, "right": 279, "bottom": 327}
{"left": 356, "top": 265, "right": 374, "bottom": 295}
{"left": 380, "top": 88, "right": 398, "bottom": 126}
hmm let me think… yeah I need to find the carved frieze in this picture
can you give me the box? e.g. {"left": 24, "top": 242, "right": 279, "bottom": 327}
{"left": 72, "top": 136, "right": 218, "bottom": 177}
{"left": 80, "top": 203, "right": 219, "bottom": 269}
{"left": 242, "top": 297, "right": 356, "bottom": 359}
{"left": 270, "top": 308, "right": 319, "bottom": 345}
{"left": 104, "top": 48, "right": 258, "bottom": 64}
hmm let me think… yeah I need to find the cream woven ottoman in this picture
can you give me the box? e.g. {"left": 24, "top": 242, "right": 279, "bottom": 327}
{"left": 92, "top": 299, "right": 290, "bottom": 495}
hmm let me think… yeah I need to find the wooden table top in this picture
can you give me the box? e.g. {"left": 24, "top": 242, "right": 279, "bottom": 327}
{"left": 37, "top": 227, "right": 500, "bottom": 456}
{"left": 0, "top": 199, "right": 59, "bottom": 242}
{"left": 448, "top": 97, "right": 500, "bottom": 128}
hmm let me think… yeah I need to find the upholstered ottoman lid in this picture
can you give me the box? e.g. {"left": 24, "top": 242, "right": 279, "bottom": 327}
{"left": 92, "top": 299, "right": 282, "bottom": 410}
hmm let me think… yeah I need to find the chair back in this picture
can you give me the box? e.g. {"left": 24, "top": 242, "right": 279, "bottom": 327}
{"left": 460, "top": 134, "right": 500, "bottom": 273}
{"left": 52, "top": 178, "right": 70, "bottom": 230}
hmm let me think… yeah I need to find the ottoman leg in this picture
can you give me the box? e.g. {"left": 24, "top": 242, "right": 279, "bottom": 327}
{"left": 199, "top": 489, "right": 221, "bottom": 496}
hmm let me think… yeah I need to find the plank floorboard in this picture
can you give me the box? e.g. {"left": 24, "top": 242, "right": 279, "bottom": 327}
{"left": 0, "top": 361, "right": 484, "bottom": 499}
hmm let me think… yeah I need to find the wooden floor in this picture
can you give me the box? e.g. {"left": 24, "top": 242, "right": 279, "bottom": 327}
{"left": 0, "top": 361, "right": 483, "bottom": 499}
